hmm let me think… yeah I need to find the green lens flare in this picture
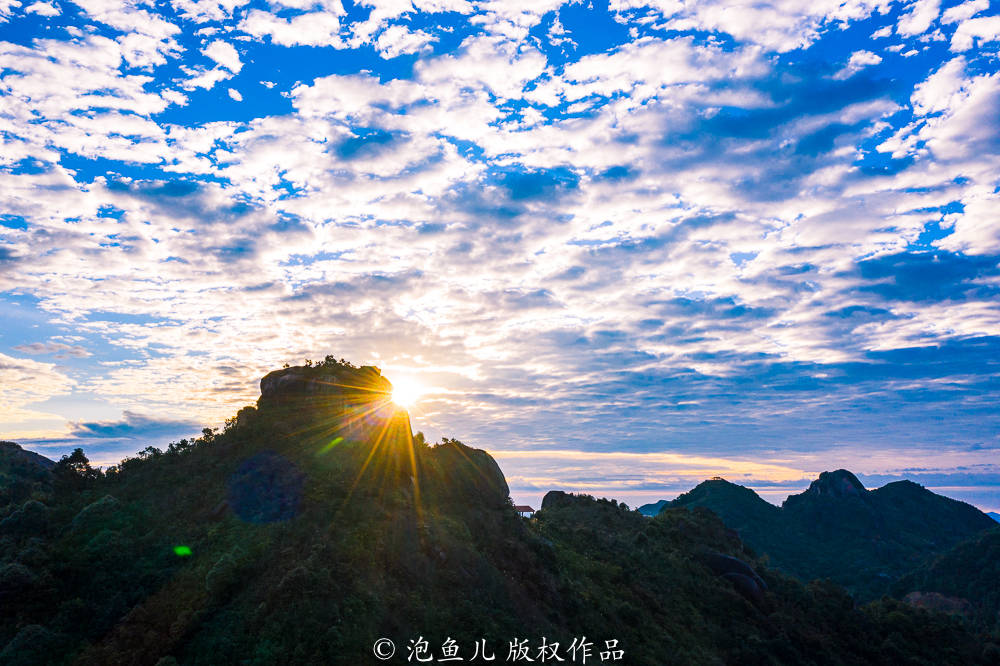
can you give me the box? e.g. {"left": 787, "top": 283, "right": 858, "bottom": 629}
{"left": 318, "top": 436, "right": 344, "bottom": 454}
{"left": 173, "top": 545, "right": 192, "bottom": 557}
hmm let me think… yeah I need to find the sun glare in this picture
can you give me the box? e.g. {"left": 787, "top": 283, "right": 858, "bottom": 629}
{"left": 391, "top": 377, "right": 423, "bottom": 408}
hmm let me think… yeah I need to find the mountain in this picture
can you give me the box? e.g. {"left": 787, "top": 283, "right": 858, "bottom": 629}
{"left": 636, "top": 499, "right": 668, "bottom": 516}
{"left": 670, "top": 478, "right": 781, "bottom": 544}
{"left": 2, "top": 359, "right": 998, "bottom": 664}
{"left": 658, "top": 470, "right": 996, "bottom": 599}
{"left": 0, "top": 441, "right": 55, "bottom": 471}
{"left": 0, "top": 441, "right": 55, "bottom": 508}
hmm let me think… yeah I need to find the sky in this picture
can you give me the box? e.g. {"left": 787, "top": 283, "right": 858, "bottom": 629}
{"left": 2, "top": 0, "right": 1000, "bottom": 511}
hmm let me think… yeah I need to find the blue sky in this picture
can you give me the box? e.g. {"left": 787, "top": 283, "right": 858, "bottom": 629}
{"left": 2, "top": 0, "right": 1000, "bottom": 510}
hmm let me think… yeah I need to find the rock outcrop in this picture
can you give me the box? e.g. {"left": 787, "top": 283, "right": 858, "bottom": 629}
{"left": 255, "top": 361, "right": 396, "bottom": 442}
{"left": 698, "top": 551, "right": 769, "bottom": 608}
{"left": 258, "top": 363, "right": 392, "bottom": 408}
{"left": 428, "top": 439, "right": 510, "bottom": 509}
{"left": 800, "top": 469, "right": 866, "bottom": 499}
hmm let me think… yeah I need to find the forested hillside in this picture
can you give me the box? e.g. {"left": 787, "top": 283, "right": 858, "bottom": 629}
{"left": 2, "top": 361, "right": 997, "bottom": 664}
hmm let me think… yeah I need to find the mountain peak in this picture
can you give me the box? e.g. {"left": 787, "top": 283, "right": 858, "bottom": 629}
{"left": 803, "top": 469, "right": 866, "bottom": 499}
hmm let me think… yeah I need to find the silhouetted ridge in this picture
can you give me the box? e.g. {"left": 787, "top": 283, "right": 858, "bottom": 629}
{"left": 670, "top": 478, "right": 779, "bottom": 539}
{"left": 635, "top": 498, "right": 668, "bottom": 517}
{"left": 0, "top": 441, "right": 55, "bottom": 508}
{"left": 659, "top": 470, "right": 996, "bottom": 599}
{"left": 0, "top": 441, "right": 55, "bottom": 472}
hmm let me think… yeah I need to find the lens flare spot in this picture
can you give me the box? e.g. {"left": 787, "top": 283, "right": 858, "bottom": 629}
{"left": 319, "top": 436, "right": 344, "bottom": 455}
{"left": 174, "top": 545, "right": 192, "bottom": 557}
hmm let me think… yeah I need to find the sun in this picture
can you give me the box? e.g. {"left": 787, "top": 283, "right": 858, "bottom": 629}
{"left": 390, "top": 377, "right": 423, "bottom": 409}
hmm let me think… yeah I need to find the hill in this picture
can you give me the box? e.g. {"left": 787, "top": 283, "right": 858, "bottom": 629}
{"left": 0, "top": 441, "right": 55, "bottom": 509}
{"left": 892, "top": 528, "right": 1000, "bottom": 635}
{"left": 658, "top": 470, "right": 996, "bottom": 599}
{"left": 2, "top": 359, "right": 998, "bottom": 664}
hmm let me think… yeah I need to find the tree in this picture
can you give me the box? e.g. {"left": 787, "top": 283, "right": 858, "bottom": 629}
{"left": 53, "top": 448, "right": 100, "bottom": 492}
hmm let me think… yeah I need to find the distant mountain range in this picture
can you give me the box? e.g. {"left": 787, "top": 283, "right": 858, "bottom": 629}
{"left": 639, "top": 470, "right": 997, "bottom": 599}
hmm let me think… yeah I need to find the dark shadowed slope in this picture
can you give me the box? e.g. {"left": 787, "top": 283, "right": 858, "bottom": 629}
{"left": 0, "top": 441, "right": 55, "bottom": 508}
{"left": 892, "top": 527, "right": 1000, "bottom": 635}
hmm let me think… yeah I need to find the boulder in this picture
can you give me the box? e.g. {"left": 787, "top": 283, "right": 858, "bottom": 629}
{"left": 429, "top": 440, "right": 510, "bottom": 509}
{"left": 698, "top": 551, "right": 769, "bottom": 608}
{"left": 721, "top": 572, "right": 767, "bottom": 608}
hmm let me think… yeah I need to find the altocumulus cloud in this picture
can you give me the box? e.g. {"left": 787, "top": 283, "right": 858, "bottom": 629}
{"left": 1, "top": 0, "right": 1000, "bottom": 510}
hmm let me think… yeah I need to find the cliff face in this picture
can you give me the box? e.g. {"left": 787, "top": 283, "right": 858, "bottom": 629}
{"left": 254, "top": 362, "right": 396, "bottom": 442}
{"left": 258, "top": 364, "right": 392, "bottom": 404}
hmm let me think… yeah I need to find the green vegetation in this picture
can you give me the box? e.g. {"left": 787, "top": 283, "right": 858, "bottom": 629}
{"left": 2, "top": 364, "right": 998, "bottom": 664}
{"left": 893, "top": 528, "right": 1000, "bottom": 636}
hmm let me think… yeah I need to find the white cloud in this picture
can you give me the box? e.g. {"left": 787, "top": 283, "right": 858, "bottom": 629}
{"left": 0, "top": 353, "right": 75, "bottom": 439}
{"left": 941, "top": 0, "right": 987, "bottom": 24}
{"left": 239, "top": 8, "right": 347, "bottom": 47}
{"left": 910, "top": 56, "right": 967, "bottom": 115}
{"left": 0, "top": 36, "right": 175, "bottom": 167}
{"left": 172, "top": 0, "right": 250, "bottom": 23}
{"left": 227, "top": 87, "right": 243, "bottom": 101}
{"left": 612, "top": 0, "right": 892, "bottom": 52}
{"left": 272, "top": 0, "right": 345, "bottom": 11}
{"left": 183, "top": 66, "right": 232, "bottom": 90}
{"left": 203, "top": 40, "right": 242, "bottom": 74}
{"left": 949, "top": 14, "right": 1000, "bottom": 51}
{"left": 917, "top": 70, "right": 1000, "bottom": 162}
{"left": 71, "top": 0, "right": 180, "bottom": 40}
{"left": 896, "top": 0, "right": 940, "bottom": 37}
{"left": 834, "top": 49, "right": 883, "bottom": 79}
{"left": 936, "top": 187, "right": 1000, "bottom": 254}
{"left": 415, "top": 35, "right": 548, "bottom": 100}
{"left": 25, "top": 1, "right": 58, "bottom": 16}
{"left": 0, "top": 1, "right": 23, "bottom": 21}
{"left": 374, "top": 24, "right": 436, "bottom": 58}
{"left": 470, "top": 0, "right": 567, "bottom": 40}
{"left": 527, "top": 37, "right": 766, "bottom": 109}
{"left": 118, "top": 30, "right": 184, "bottom": 70}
